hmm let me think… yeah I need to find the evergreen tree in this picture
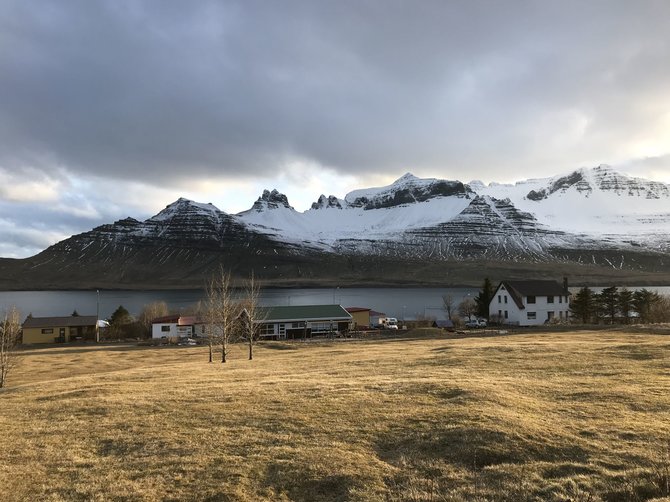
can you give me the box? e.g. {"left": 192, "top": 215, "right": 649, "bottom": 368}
{"left": 632, "top": 289, "right": 660, "bottom": 323}
{"left": 474, "top": 278, "right": 495, "bottom": 319}
{"left": 108, "top": 305, "right": 134, "bottom": 340}
{"left": 570, "top": 286, "right": 596, "bottom": 324}
{"left": 598, "top": 286, "right": 618, "bottom": 324}
{"left": 109, "top": 305, "right": 132, "bottom": 326}
{"left": 617, "top": 288, "right": 633, "bottom": 324}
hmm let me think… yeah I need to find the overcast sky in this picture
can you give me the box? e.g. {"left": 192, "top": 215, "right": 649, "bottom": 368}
{"left": 1, "top": 0, "right": 669, "bottom": 258}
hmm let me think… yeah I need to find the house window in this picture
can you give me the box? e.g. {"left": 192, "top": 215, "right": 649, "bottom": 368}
{"left": 504, "top": 311, "right": 508, "bottom": 319}
{"left": 310, "top": 322, "right": 333, "bottom": 333}
{"left": 547, "top": 311, "right": 555, "bottom": 320}
{"left": 547, "top": 296, "right": 554, "bottom": 303}
{"left": 527, "top": 296, "right": 536, "bottom": 304}
{"left": 504, "top": 296, "right": 508, "bottom": 304}
{"left": 527, "top": 312, "right": 536, "bottom": 320}
{"left": 259, "top": 324, "right": 275, "bottom": 336}
{"left": 559, "top": 311, "right": 563, "bottom": 319}
{"left": 498, "top": 295, "right": 501, "bottom": 303}
{"left": 279, "top": 324, "right": 286, "bottom": 335}
{"left": 161, "top": 325, "right": 171, "bottom": 332}
{"left": 41, "top": 328, "right": 53, "bottom": 334}
{"left": 559, "top": 296, "right": 563, "bottom": 304}
{"left": 498, "top": 310, "right": 502, "bottom": 318}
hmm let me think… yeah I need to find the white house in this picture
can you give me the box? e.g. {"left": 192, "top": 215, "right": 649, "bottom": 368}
{"left": 489, "top": 279, "right": 570, "bottom": 326}
{"left": 151, "top": 315, "right": 206, "bottom": 339}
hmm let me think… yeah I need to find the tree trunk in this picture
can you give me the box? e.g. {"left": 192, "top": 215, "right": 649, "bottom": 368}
{"left": 248, "top": 340, "right": 253, "bottom": 360}
{"left": 221, "top": 341, "right": 227, "bottom": 363}
{"left": 208, "top": 340, "right": 213, "bottom": 363}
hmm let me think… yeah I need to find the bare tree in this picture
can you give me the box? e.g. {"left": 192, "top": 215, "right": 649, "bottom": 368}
{"left": 650, "top": 295, "right": 670, "bottom": 323}
{"left": 1, "top": 307, "right": 21, "bottom": 389}
{"left": 138, "top": 301, "right": 169, "bottom": 337}
{"left": 205, "top": 268, "right": 238, "bottom": 363}
{"left": 458, "top": 298, "right": 477, "bottom": 321}
{"left": 240, "top": 272, "right": 265, "bottom": 361}
{"left": 442, "top": 294, "right": 455, "bottom": 320}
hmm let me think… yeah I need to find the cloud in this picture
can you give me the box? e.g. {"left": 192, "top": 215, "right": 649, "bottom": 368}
{"left": 0, "top": 1, "right": 669, "bottom": 256}
{"left": 0, "top": 167, "right": 62, "bottom": 202}
{"left": 1, "top": 0, "right": 669, "bottom": 186}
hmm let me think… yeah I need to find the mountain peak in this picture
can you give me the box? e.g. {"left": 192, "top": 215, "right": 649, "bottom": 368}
{"left": 394, "top": 172, "right": 419, "bottom": 184}
{"left": 149, "top": 198, "right": 222, "bottom": 222}
{"left": 311, "top": 194, "right": 343, "bottom": 210}
{"left": 249, "top": 189, "right": 294, "bottom": 212}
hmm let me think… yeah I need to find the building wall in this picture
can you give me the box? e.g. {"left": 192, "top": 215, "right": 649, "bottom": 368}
{"left": 23, "top": 327, "right": 60, "bottom": 344}
{"left": 258, "top": 319, "right": 352, "bottom": 339}
{"left": 349, "top": 311, "right": 370, "bottom": 328}
{"left": 22, "top": 325, "right": 96, "bottom": 344}
{"left": 152, "top": 322, "right": 178, "bottom": 338}
{"left": 489, "top": 285, "right": 516, "bottom": 324}
{"left": 518, "top": 294, "right": 570, "bottom": 325}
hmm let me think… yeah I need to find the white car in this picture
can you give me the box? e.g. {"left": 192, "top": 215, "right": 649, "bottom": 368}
{"left": 465, "top": 318, "right": 487, "bottom": 328}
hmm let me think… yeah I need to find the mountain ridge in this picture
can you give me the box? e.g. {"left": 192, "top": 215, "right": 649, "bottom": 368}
{"left": 2, "top": 165, "right": 670, "bottom": 290}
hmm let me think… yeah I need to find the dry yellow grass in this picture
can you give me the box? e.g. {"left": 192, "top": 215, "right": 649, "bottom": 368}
{"left": 1, "top": 330, "right": 669, "bottom": 501}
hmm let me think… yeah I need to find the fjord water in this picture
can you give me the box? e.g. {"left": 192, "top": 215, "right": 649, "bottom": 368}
{"left": 0, "top": 287, "right": 480, "bottom": 321}
{"left": 4, "top": 286, "right": 669, "bottom": 321}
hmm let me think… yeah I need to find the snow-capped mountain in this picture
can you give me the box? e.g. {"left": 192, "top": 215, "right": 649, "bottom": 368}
{"left": 479, "top": 165, "right": 670, "bottom": 246}
{"left": 238, "top": 173, "right": 474, "bottom": 249}
{"left": 3, "top": 165, "right": 670, "bottom": 289}
{"left": 237, "top": 165, "right": 670, "bottom": 256}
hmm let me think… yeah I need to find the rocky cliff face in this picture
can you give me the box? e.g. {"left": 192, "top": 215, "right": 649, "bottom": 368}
{"left": 3, "top": 165, "right": 670, "bottom": 289}
{"left": 248, "top": 189, "right": 294, "bottom": 212}
{"left": 345, "top": 173, "right": 472, "bottom": 209}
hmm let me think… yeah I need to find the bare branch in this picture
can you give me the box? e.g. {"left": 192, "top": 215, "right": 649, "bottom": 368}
{"left": 204, "top": 267, "right": 238, "bottom": 363}
{"left": 1, "top": 306, "right": 21, "bottom": 389}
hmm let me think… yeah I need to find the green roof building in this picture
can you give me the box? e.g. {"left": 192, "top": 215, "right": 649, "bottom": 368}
{"left": 253, "top": 304, "right": 352, "bottom": 339}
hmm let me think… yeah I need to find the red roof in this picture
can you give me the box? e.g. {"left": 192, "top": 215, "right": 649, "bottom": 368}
{"left": 152, "top": 315, "right": 204, "bottom": 325}
{"left": 345, "top": 307, "right": 371, "bottom": 313}
{"left": 152, "top": 315, "right": 180, "bottom": 324}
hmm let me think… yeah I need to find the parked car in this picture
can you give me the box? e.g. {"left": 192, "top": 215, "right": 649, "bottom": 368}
{"left": 465, "top": 318, "right": 487, "bottom": 328}
{"left": 380, "top": 317, "right": 399, "bottom": 330}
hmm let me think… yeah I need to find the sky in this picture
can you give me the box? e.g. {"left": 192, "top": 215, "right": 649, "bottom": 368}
{"left": 1, "top": 0, "right": 670, "bottom": 258}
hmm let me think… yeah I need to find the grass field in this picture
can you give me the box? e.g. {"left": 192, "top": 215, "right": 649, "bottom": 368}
{"left": 1, "top": 330, "right": 669, "bottom": 501}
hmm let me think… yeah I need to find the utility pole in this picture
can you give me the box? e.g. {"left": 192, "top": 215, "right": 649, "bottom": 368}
{"left": 96, "top": 289, "right": 100, "bottom": 343}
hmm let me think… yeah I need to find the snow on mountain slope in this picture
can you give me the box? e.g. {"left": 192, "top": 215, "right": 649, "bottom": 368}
{"left": 237, "top": 174, "right": 473, "bottom": 247}
{"left": 478, "top": 165, "right": 670, "bottom": 238}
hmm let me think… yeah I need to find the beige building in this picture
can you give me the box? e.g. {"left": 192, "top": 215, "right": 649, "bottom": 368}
{"left": 345, "top": 307, "right": 371, "bottom": 329}
{"left": 22, "top": 315, "right": 98, "bottom": 344}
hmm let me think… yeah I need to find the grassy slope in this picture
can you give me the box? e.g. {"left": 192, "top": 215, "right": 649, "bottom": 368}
{"left": 1, "top": 331, "right": 669, "bottom": 501}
